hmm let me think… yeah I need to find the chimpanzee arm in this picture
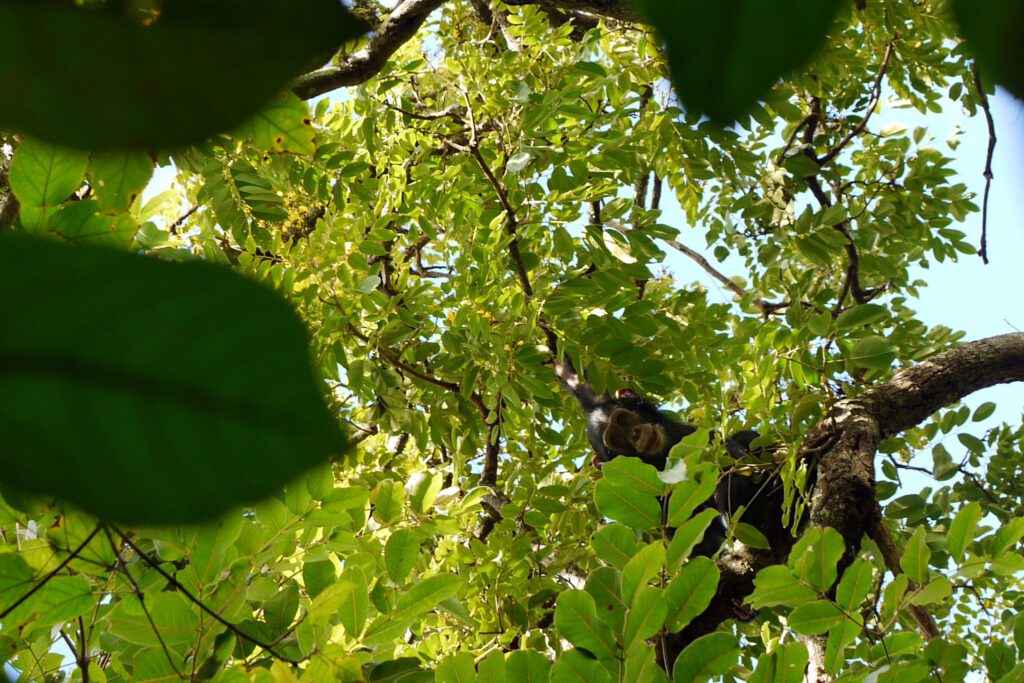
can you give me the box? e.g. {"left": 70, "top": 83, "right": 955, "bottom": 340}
{"left": 554, "top": 356, "right": 601, "bottom": 413}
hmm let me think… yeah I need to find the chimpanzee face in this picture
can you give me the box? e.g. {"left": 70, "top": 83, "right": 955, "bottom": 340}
{"left": 586, "top": 389, "right": 689, "bottom": 469}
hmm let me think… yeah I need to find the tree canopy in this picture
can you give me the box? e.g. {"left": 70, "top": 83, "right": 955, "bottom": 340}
{"left": 1, "top": 1, "right": 1023, "bottom": 682}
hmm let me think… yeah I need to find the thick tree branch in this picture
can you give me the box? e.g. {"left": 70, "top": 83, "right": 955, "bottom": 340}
{"left": 293, "top": 0, "right": 448, "bottom": 100}
{"left": 502, "top": 0, "right": 638, "bottom": 22}
{"left": 810, "top": 332, "right": 1024, "bottom": 555}
{"left": 856, "top": 332, "right": 1024, "bottom": 439}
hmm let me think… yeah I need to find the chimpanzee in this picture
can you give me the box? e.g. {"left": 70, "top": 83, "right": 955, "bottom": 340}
{"left": 556, "top": 358, "right": 788, "bottom": 548}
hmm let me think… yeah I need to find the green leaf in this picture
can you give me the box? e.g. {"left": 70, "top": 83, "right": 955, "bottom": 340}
{"left": 585, "top": 568, "right": 626, "bottom": 632}
{"left": 824, "top": 620, "right": 860, "bottom": 676}
{"left": 788, "top": 600, "right": 844, "bottom": 635}
{"left": 8, "top": 138, "right": 88, "bottom": 229}
{"left": 1, "top": 575, "right": 93, "bottom": 630}
{"left": 624, "top": 647, "right": 669, "bottom": 683}
{"left": 394, "top": 573, "right": 462, "bottom": 617}
{"left": 0, "top": 553, "right": 34, "bottom": 610}
{"left": 591, "top": 524, "right": 639, "bottom": 569}
{"left": 665, "top": 556, "right": 720, "bottom": 631}
{"left": 385, "top": 529, "right": 420, "bottom": 583}
{"left": 263, "top": 580, "right": 300, "bottom": 631}
{"left": 790, "top": 527, "right": 845, "bottom": 592}
{"left": 107, "top": 592, "right": 199, "bottom": 646}
{"left": 667, "top": 508, "right": 720, "bottom": 569}
{"left": 506, "top": 650, "right": 552, "bottom": 681}
{"left": 806, "top": 311, "right": 832, "bottom": 338}
{"left": 594, "top": 480, "right": 661, "bottom": 530}
{"left": 749, "top": 642, "right": 810, "bottom": 683}
{"left": 749, "top": 565, "right": 817, "bottom": 609}
{"left": 985, "top": 640, "right": 1016, "bottom": 682}
{"left": 89, "top": 151, "right": 154, "bottom": 212}
{"left": 820, "top": 204, "right": 848, "bottom": 227}
{"left": 635, "top": 0, "right": 845, "bottom": 124}
{"left": 373, "top": 480, "right": 406, "bottom": 526}
{"left": 734, "top": 522, "right": 771, "bottom": 549}
{"left": 479, "top": 651, "right": 506, "bottom": 683}
{"left": 931, "top": 443, "right": 959, "bottom": 481}
{"left": 436, "top": 653, "right": 477, "bottom": 683}
{"left": 407, "top": 471, "right": 444, "bottom": 513}
{"left": 783, "top": 154, "right": 821, "bottom": 177}
{"left": 957, "top": 432, "right": 986, "bottom": 453}
{"left": 306, "top": 578, "right": 361, "bottom": 631}
{"left": 665, "top": 471, "right": 717, "bottom": 527}
{"left": 972, "top": 402, "right": 997, "bottom": 422}
{"left": 946, "top": 505, "right": 978, "bottom": 565}
{"left": 900, "top": 526, "right": 930, "bottom": 585}
{"left": 672, "top": 632, "right": 739, "bottom": 683}
{"left": 0, "top": 0, "right": 367, "bottom": 149}
{"left": 1014, "top": 611, "right": 1024, "bottom": 660}
{"left": 0, "top": 233, "right": 347, "bottom": 524}
{"left": 621, "top": 542, "right": 665, "bottom": 604}
{"left": 241, "top": 92, "right": 317, "bottom": 155}
{"left": 952, "top": 0, "right": 1024, "bottom": 101}
{"left": 835, "top": 558, "right": 873, "bottom": 612}
{"left": 363, "top": 573, "right": 462, "bottom": 645}
{"left": 993, "top": 517, "right": 1024, "bottom": 557}
{"left": 601, "top": 457, "right": 666, "bottom": 497}
{"left": 551, "top": 649, "right": 613, "bottom": 683}
{"left": 48, "top": 199, "right": 139, "bottom": 248}
{"left": 623, "top": 586, "right": 667, "bottom": 649}
{"left": 909, "top": 576, "right": 952, "bottom": 606}
{"left": 302, "top": 560, "right": 336, "bottom": 599}
{"left": 554, "top": 590, "right": 618, "bottom": 661}
{"left": 849, "top": 336, "right": 897, "bottom": 371}
{"left": 835, "top": 304, "right": 887, "bottom": 330}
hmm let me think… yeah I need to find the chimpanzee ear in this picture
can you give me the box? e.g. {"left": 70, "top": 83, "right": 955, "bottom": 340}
{"left": 615, "top": 388, "right": 639, "bottom": 400}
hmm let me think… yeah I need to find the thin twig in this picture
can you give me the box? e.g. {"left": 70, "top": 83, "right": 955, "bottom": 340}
{"left": 663, "top": 237, "right": 788, "bottom": 314}
{"left": 972, "top": 65, "right": 997, "bottom": 264}
{"left": 103, "top": 529, "right": 183, "bottom": 678}
{"left": 818, "top": 40, "right": 895, "bottom": 168}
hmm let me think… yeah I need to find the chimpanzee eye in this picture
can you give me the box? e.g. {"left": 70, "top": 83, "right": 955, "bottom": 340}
{"left": 616, "top": 412, "right": 630, "bottom": 426}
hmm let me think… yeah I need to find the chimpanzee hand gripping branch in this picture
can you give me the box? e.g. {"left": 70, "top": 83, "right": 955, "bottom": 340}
{"left": 555, "top": 357, "right": 790, "bottom": 552}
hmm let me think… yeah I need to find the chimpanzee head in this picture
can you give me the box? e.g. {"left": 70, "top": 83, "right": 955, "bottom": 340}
{"left": 585, "top": 388, "right": 696, "bottom": 470}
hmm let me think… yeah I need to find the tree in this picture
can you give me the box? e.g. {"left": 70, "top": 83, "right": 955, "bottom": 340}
{"left": 1, "top": 1, "right": 1023, "bottom": 681}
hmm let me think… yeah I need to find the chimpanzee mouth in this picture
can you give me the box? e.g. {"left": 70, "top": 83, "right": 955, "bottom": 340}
{"left": 635, "top": 427, "right": 660, "bottom": 454}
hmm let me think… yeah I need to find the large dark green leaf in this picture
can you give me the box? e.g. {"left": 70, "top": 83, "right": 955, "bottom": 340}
{"left": 0, "top": 233, "right": 348, "bottom": 524}
{"left": 634, "top": 0, "right": 846, "bottom": 123}
{"left": 0, "top": 0, "right": 366, "bottom": 149}
{"left": 952, "top": 0, "right": 1024, "bottom": 101}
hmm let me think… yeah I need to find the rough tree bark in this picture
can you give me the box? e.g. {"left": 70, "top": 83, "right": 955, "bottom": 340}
{"left": 293, "top": 0, "right": 449, "bottom": 100}
{"left": 662, "top": 332, "right": 1024, "bottom": 674}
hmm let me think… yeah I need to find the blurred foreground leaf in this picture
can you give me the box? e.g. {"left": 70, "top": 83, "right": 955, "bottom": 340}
{"left": 635, "top": 0, "right": 846, "bottom": 123}
{"left": 0, "top": 0, "right": 366, "bottom": 149}
{"left": 0, "top": 233, "right": 347, "bottom": 524}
